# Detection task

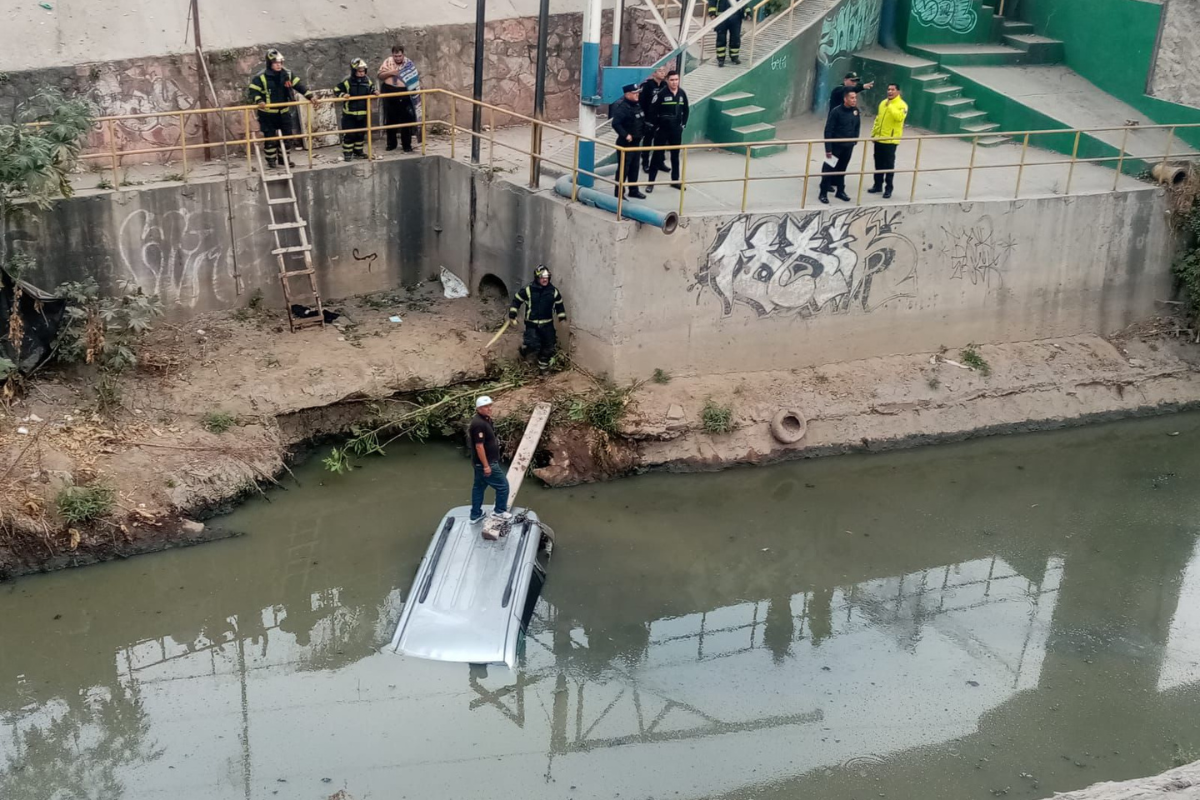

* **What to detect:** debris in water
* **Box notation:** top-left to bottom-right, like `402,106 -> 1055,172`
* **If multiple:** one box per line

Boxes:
39,2 -> 53,8
966,680 -> 980,687
1167,431 -> 1180,437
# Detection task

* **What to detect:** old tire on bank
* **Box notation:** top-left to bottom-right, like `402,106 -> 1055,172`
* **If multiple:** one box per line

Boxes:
770,409 -> 807,444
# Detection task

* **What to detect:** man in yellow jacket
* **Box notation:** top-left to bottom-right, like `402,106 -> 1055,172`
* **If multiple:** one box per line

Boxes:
869,83 -> 908,198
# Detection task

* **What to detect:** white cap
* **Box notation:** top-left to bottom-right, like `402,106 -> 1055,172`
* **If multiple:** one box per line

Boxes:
475,396 -> 494,409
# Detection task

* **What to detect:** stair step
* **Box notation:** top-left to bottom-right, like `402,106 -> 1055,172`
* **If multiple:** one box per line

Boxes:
281,268 -> 316,278
1001,20 -> 1034,34
977,135 -> 1012,148
267,195 -> 297,205
723,104 -> 766,118
951,109 -> 989,124
732,122 -> 776,135
926,85 -> 963,97
962,122 -> 1001,134
912,72 -> 952,85
268,221 -> 307,230
272,244 -> 313,255
936,97 -> 976,109
1001,33 -> 1065,62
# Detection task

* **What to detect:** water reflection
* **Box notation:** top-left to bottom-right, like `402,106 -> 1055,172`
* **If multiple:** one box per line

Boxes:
2,414 -> 1199,800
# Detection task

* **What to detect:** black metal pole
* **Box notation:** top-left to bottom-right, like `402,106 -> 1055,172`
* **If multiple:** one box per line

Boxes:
471,0 -> 486,163
190,0 -> 214,160
533,0 -> 550,119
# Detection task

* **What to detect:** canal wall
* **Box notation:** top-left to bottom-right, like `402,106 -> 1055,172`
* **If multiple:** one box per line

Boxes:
3,156 -> 1178,381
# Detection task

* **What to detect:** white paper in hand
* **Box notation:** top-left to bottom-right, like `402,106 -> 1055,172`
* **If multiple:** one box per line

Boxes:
823,154 -> 839,168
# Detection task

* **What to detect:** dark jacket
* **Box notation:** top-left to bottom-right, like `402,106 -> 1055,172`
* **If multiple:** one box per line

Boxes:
509,281 -> 567,323
639,78 -> 665,125
707,0 -> 749,17
650,87 -> 690,130
335,75 -> 376,115
248,68 -> 309,113
611,98 -> 645,143
825,104 -> 861,151
829,81 -> 866,112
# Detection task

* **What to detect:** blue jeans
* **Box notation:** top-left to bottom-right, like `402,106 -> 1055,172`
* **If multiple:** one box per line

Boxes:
471,462 -> 510,519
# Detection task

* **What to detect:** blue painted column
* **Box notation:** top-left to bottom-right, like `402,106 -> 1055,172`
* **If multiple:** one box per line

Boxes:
577,0 -> 603,188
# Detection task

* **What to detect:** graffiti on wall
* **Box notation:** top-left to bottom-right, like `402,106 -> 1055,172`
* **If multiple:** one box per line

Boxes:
819,0 -> 884,64
693,209 -> 917,318
118,208 -> 233,308
911,0 -> 978,33
941,216 -> 1014,287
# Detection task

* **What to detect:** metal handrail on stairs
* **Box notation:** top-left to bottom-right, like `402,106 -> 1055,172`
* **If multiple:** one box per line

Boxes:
746,0 -> 807,65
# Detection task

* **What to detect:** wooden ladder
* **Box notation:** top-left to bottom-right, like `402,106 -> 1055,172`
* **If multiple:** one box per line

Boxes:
254,143 -> 325,332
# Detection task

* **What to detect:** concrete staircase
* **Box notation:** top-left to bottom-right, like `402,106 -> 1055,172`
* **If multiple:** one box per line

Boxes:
707,91 -> 788,157
855,5 -> 1067,148
857,48 -> 1011,147
541,0 -> 836,173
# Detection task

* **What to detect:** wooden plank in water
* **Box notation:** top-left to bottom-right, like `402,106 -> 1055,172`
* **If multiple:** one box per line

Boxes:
505,401 -> 552,509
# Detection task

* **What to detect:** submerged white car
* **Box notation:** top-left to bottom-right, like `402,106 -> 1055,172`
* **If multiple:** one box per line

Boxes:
387,506 -> 553,668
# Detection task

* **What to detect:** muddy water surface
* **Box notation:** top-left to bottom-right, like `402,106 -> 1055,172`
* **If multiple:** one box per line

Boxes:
3,414 -> 1200,800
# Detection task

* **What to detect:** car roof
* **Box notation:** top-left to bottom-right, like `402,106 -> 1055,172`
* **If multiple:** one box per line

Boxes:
388,505 -> 542,667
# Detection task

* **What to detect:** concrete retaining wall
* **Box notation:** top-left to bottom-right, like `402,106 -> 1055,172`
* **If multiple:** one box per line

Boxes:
602,190 -> 1175,379
2,156 -> 1176,381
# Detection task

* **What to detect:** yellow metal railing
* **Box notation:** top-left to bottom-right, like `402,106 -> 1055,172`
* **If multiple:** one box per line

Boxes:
72,87 -> 1199,221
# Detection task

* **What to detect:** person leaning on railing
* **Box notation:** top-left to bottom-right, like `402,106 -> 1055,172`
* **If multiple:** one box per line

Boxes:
335,59 -> 378,162
247,49 -> 314,169
868,83 -> 907,199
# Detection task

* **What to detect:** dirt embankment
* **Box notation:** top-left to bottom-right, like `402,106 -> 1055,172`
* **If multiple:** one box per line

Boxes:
2,288 -> 1199,580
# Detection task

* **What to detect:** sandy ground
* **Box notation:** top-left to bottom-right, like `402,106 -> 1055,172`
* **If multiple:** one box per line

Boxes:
2,290 -> 1199,579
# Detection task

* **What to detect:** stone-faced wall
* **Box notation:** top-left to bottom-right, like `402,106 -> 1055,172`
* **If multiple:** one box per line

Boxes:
1149,0 -> 1200,110
0,8 -> 671,163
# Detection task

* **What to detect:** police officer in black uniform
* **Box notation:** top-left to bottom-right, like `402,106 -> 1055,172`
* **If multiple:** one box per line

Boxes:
611,83 -> 647,199
820,88 -> 861,204
638,68 -> 667,173
334,59 -> 377,161
707,0 -> 750,67
247,49 -> 313,168
508,266 -> 568,374
646,70 -> 689,191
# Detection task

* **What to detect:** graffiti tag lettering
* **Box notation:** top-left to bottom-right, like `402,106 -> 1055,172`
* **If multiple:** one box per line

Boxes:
942,216 -> 1014,287
819,0 -> 883,65
771,54 -> 788,71
911,0 -> 978,34
694,209 -> 917,318
118,208 -> 231,308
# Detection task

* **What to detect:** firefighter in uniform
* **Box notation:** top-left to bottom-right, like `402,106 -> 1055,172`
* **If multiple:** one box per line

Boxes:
247,49 -> 313,168
707,0 -> 750,67
508,266 -> 567,374
334,59 -> 377,161
646,70 -> 689,191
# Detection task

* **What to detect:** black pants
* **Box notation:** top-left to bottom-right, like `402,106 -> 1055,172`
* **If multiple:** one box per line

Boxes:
258,111 -> 294,163
521,321 -> 557,368
716,16 -> 743,62
616,141 -> 641,196
640,125 -> 657,171
341,113 -> 367,159
381,84 -> 417,151
649,125 -> 682,183
820,145 -> 854,194
873,142 -> 898,190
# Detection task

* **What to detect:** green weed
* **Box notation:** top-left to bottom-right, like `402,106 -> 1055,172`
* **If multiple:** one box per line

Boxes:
652,368 -> 671,385
202,411 -> 237,434
56,484 -> 116,524
701,399 -> 734,434
959,344 -> 991,376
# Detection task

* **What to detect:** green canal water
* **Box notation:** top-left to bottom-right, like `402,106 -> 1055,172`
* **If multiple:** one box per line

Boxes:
2,413 -> 1200,800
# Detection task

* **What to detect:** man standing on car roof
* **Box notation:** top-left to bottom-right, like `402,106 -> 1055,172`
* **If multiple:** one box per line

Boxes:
468,396 -> 511,524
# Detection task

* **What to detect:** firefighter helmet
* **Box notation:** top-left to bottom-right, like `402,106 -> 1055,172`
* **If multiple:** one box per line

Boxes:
350,58 -> 368,71
266,49 -> 284,64
535,265 -> 551,279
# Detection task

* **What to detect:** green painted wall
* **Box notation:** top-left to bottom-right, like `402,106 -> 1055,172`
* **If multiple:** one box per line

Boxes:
683,15 -> 825,145
904,0 -> 995,45
1018,0 -> 1200,147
